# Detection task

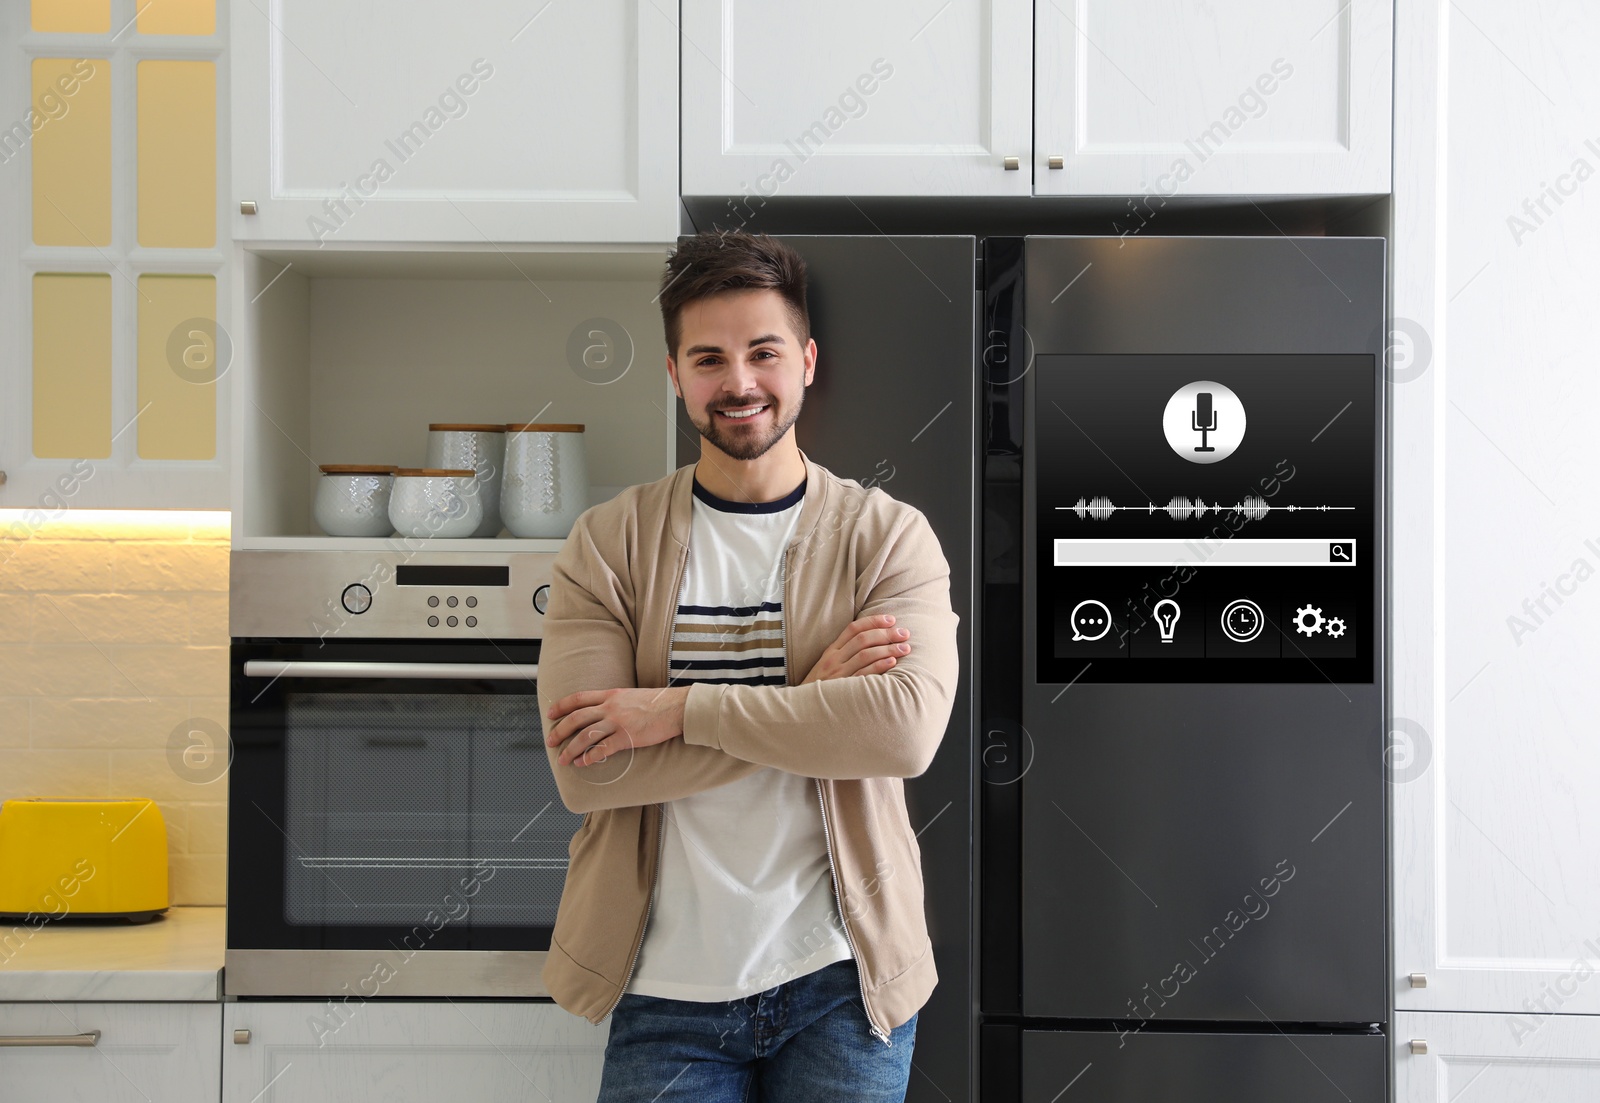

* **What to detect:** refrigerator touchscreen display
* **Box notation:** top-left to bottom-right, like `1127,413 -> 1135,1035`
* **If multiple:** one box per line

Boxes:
1036,353 -> 1376,684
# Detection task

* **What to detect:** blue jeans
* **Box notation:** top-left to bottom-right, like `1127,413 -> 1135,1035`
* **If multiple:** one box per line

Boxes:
595,958 -> 918,1102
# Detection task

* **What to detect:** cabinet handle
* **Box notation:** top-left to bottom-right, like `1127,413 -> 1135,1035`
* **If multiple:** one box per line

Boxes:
1408,972 -> 1428,988
234,1029 -> 252,1044
240,200 -> 258,215
1003,156 -> 1020,171
1048,156 -> 1064,169
1409,1039 -> 1428,1055
0,1030 -> 101,1047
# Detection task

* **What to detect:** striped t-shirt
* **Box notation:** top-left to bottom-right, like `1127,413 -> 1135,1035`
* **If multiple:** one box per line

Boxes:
624,473 -> 854,1000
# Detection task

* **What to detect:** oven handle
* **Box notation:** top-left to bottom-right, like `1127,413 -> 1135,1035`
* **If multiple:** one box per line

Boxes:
242,661 -> 538,681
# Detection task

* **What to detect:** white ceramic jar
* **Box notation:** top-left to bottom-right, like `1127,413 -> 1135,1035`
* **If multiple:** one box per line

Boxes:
425,423 -> 506,537
314,465 -> 397,537
388,469 -> 483,539
501,423 -> 588,538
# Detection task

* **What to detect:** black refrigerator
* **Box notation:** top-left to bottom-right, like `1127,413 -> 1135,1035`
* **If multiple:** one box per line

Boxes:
981,236 -> 1389,1101
670,231 -> 1388,1102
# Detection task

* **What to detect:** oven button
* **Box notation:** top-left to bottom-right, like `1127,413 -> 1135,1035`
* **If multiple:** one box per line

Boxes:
341,583 -> 372,615
466,596 -> 478,608
446,615 -> 459,627
465,615 -> 477,628
446,596 -> 459,608
427,596 -> 439,608
427,615 -> 439,627
533,585 -> 550,615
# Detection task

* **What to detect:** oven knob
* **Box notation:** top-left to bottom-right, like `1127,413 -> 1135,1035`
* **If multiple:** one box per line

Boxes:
341,583 -> 372,615
533,584 -> 550,615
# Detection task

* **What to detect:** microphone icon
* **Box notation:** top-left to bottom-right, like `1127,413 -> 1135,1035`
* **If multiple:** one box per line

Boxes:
1191,391 -> 1217,452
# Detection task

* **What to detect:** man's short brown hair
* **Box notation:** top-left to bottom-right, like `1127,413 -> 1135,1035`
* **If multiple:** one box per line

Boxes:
658,231 -> 810,360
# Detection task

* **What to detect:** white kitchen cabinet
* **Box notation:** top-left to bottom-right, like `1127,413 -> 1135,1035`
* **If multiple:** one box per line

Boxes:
223,1001 -> 608,1103
229,0 -> 678,244
0,1002 -> 221,1102
0,5 -> 230,510
681,0 -> 1033,198
1391,0 -> 1600,1015
1395,1011 -> 1600,1101
683,0 -> 1390,200
1036,0 -> 1393,196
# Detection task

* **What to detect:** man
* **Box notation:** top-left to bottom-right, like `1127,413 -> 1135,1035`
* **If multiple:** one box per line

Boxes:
538,230 -> 960,1101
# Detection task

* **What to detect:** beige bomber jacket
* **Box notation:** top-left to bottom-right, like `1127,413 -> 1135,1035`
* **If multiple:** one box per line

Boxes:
535,449 -> 961,1041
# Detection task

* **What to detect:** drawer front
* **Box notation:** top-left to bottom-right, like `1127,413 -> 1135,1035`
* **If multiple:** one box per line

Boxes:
0,1002 -> 221,1103
224,1001 -> 607,1103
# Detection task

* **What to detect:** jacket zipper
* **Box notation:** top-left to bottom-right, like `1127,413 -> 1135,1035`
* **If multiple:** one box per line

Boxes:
815,778 -> 892,1046
603,802 -> 666,1021
787,546 -> 893,1047
599,544 -> 688,1023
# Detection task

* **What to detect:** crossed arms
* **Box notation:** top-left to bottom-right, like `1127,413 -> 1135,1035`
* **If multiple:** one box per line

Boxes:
537,505 -> 960,814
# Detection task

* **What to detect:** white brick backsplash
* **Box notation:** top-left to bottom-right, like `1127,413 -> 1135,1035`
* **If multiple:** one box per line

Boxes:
0,527 -> 231,904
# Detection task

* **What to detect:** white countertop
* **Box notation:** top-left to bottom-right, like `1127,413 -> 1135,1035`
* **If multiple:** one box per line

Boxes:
0,906 -> 224,1002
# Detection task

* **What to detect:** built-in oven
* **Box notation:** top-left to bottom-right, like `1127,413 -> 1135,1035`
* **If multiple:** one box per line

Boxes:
225,551 -> 577,998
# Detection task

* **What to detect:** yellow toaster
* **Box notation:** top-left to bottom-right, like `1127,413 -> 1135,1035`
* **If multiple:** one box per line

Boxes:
0,798 -> 169,921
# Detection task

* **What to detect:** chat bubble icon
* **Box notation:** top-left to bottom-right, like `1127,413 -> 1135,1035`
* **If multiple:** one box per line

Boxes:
1069,599 -> 1113,642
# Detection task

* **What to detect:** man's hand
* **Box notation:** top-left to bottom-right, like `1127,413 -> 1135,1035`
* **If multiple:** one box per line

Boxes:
545,686 -> 691,767
801,614 -> 912,685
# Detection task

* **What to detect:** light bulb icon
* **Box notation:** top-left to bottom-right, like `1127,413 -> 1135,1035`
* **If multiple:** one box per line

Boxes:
1154,599 -> 1181,643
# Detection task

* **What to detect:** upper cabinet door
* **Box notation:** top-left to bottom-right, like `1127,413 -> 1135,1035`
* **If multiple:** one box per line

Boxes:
230,0 -> 678,243
681,0 -> 1033,198
1035,0 -> 1392,195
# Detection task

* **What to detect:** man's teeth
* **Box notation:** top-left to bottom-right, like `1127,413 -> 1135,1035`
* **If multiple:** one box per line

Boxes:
720,405 -> 768,419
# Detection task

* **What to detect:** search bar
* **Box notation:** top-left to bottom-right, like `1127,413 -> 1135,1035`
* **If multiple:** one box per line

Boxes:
1054,538 -> 1357,568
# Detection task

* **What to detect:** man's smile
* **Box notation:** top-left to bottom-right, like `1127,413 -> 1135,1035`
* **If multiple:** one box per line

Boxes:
716,403 -> 770,421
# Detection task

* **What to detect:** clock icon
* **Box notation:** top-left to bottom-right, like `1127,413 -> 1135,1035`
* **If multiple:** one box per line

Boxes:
1221,598 -> 1264,643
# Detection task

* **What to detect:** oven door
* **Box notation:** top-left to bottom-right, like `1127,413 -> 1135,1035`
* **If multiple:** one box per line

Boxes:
226,639 -> 579,998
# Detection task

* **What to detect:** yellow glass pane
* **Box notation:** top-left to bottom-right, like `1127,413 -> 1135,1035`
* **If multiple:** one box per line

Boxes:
137,275 -> 218,460
138,0 -> 215,35
33,274 -> 112,459
137,60 -> 215,248
31,0 -> 110,33
32,58 -> 111,247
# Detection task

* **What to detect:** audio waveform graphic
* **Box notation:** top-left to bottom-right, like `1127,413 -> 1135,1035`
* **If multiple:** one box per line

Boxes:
1058,496 -> 1356,521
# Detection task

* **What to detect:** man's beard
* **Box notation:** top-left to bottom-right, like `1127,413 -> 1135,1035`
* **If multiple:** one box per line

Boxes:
697,392 -> 803,461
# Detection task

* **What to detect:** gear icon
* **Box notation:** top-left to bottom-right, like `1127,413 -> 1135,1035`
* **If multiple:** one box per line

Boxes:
1295,604 -> 1324,636
1325,616 -> 1347,639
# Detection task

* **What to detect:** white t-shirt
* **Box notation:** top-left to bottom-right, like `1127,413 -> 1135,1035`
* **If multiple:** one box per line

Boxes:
624,474 -> 855,1000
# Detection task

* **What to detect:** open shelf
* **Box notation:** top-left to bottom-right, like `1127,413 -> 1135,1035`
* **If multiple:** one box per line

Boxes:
230,243 -> 679,550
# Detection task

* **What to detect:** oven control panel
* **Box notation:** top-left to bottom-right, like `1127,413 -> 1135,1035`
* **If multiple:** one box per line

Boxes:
231,551 -> 558,640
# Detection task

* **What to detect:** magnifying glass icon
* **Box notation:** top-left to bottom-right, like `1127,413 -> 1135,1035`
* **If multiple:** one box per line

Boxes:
1331,542 -> 1353,562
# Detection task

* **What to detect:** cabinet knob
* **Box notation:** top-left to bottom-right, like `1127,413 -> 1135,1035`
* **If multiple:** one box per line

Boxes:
240,200 -> 258,215
1409,1039 -> 1428,1055
1408,972 -> 1428,988
1048,156 -> 1064,169
1003,156 -> 1020,171
234,1029 -> 252,1044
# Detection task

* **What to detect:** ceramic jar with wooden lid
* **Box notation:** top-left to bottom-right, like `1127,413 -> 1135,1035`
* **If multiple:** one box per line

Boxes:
314,464 -> 397,537
501,423 -> 587,538
388,469 -> 482,539
425,424 -> 506,537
